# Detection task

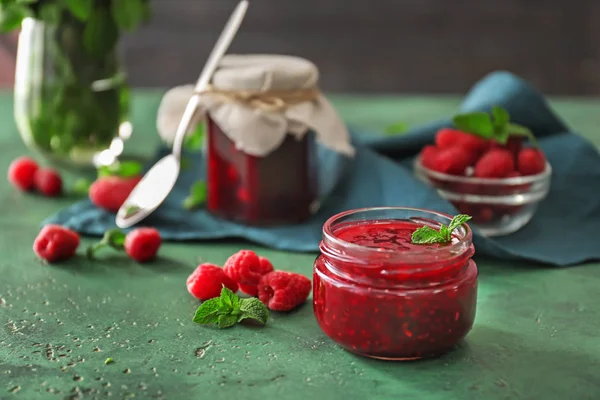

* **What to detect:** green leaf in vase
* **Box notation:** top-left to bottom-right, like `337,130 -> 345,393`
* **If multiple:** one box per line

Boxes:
64,0 -> 93,21
111,0 -> 147,31
83,5 -> 118,58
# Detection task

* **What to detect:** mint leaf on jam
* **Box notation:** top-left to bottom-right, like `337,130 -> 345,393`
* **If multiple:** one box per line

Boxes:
193,287 -> 269,329
411,214 -> 472,245
98,161 -> 143,178
453,106 -> 537,146
86,228 -> 126,259
183,180 -> 207,210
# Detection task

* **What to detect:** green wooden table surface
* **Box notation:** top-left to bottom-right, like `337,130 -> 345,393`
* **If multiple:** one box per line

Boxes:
1,91 -> 600,400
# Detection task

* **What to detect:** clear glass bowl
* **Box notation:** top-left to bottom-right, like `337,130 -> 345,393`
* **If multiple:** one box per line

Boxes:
414,158 -> 552,236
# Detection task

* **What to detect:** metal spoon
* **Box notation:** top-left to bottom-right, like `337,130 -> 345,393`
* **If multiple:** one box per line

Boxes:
115,0 -> 249,229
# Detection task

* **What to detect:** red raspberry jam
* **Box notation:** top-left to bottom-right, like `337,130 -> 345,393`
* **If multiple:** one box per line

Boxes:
206,116 -> 317,225
313,207 -> 478,360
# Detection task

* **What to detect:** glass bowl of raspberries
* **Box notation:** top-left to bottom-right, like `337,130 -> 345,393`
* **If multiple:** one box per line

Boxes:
414,128 -> 551,237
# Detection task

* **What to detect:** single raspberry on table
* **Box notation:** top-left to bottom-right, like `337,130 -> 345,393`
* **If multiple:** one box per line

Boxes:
89,176 -> 141,213
8,156 -> 38,191
435,128 -> 489,156
33,224 -> 80,263
258,271 -> 312,312
224,250 -> 274,286
34,168 -> 62,197
187,263 -> 239,301
236,257 -> 274,297
517,148 -> 546,176
474,149 -> 515,178
428,146 -> 473,175
124,227 -> 161,263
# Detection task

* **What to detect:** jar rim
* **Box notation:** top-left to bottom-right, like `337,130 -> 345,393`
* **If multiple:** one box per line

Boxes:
321,207 -> 473,263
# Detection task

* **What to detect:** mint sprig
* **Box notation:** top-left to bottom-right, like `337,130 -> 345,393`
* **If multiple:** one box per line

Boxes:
183,180 -> 207,210
184,123 -> 206,151
193,287 -> 269,329
86,228 -> 126,259
411,214 -> 472,245
384,122 -> 409,136
453,106 -> 537,146
98,161 -> 143,179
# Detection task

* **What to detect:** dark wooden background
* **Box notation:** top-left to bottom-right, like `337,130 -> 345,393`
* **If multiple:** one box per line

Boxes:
1,0 -> 599,94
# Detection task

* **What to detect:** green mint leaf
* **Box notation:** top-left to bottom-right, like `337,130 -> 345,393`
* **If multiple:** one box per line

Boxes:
452,112 -> 495,139
439,225 -> 450,242
98,161 -> 143,178
72,178 -> 92,196
412,214 -> 472,245
84,6 -> 118,58
111,0 -> 147,31
183,181 -> 207,211
217,314 -> 238,329
124,205 -> 141,219
384,122 -> 409,136
447,214 -> 472,233
184,123 -> 206,150
180,157 -> 192,171
491,106 -> 510,130
192,298 -> 222,325
219,286 -> 239,313
239,298 -> 269,325
86,228 -> 126,259
64,0 -> 93,20
410,226 -> 445,244
105,357 -> 114,364
0,3 -> 29,32
506,123 -> 538,147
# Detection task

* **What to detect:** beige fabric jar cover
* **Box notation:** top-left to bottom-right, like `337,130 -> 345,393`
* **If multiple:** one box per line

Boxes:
156,54 -> 355,157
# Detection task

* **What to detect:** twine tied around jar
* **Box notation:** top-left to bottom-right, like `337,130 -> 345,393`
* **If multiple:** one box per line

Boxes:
198,85 -> 321,112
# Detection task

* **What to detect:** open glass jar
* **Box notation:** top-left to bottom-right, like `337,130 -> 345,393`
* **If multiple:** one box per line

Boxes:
156,54 -> 355,226
313,207 -> 478,360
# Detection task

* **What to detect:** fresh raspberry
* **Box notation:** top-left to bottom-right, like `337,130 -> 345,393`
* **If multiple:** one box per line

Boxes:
517,148 -> 546,176
435,128 -> 489,156
89,176 -> 141,213
472,206 -> 494,223
236,257 -> 274,296
238,284 -> 258,297
474,149 -> 515,178
34,168 -> 62,197
419,145 -> 439,170
187,263 -> 239,301
491,136 -> 523,159
428,146 -> 472,175
33,225 -> 80,263
8,156 -> 38,191
223,250 -> 274,286
258,271 -> 312,312
124,227 -> 161,263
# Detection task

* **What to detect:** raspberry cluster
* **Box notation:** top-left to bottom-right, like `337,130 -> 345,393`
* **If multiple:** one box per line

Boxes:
8,157 -> 62,196
187,250 -> 311,312
420,128 -> 547,223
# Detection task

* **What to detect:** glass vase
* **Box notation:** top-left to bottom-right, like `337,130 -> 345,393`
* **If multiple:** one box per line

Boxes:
14,13 -> 131,169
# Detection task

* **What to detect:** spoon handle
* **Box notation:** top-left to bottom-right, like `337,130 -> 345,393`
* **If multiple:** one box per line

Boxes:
172,0 -> 249,158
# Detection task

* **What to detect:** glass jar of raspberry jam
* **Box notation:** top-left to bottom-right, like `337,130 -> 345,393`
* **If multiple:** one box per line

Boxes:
313,207 -> 478,360
206,116 -> 317,225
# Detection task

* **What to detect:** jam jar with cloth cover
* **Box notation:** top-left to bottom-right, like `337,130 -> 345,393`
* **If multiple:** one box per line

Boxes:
156,54 -> 355,225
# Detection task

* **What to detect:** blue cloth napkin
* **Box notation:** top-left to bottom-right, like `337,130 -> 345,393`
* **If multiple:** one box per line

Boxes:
44,71 -> 600,266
